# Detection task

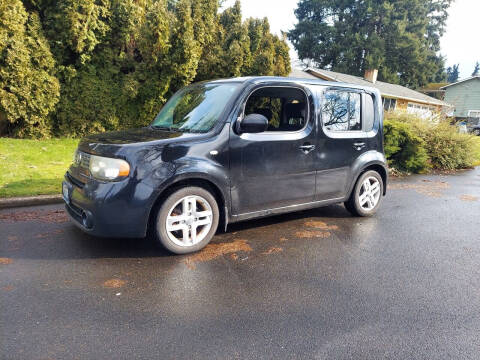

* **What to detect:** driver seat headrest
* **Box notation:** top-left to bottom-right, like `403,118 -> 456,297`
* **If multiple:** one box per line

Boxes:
285,103 -> 305,120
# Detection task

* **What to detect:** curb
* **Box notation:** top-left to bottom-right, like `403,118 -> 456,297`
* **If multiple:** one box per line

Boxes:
0,195 -> 64,209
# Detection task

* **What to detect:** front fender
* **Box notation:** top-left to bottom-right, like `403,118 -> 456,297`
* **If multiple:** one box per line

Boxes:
142,154 -> 231,218
158,160 -> 230,202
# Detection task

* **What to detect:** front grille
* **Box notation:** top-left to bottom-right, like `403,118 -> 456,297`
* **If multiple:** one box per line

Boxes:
66,171 -> 85,188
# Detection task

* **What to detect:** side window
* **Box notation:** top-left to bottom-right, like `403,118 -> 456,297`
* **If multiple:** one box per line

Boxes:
245,97 -> 282,129
364,93 -> 375,132
244,87 -> 308,132
322,90 -> 361,132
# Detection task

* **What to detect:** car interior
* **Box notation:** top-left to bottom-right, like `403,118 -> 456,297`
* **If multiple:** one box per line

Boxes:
244,87 -> 308,132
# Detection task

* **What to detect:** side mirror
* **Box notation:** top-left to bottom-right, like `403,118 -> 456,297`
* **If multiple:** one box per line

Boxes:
238,114 -> 269,134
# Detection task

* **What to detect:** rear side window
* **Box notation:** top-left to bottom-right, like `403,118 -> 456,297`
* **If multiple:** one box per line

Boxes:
364,94 -> 375,132
322,90 -> 361,132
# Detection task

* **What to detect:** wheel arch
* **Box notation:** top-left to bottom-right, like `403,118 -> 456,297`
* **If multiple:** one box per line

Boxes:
147,176 -> 228,237
347,151 -> 388,199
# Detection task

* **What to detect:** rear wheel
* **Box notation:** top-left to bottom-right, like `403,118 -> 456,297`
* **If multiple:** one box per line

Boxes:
155,186 -> 219,254
345,170 -> 383,217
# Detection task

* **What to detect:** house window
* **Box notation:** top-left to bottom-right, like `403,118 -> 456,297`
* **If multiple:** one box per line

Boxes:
383,98 -> 396,111
407,103 -> 435,119
322,90 -> 361,132
468,110 -> 480,118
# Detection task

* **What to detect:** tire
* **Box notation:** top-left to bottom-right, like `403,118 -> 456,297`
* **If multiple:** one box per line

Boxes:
473,129 -> 480,136
154,186 -> 219,254
344,170 -> 384,217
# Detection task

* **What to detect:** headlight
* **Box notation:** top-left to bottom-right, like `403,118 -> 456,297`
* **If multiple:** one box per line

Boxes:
89,155 -> 130,181
73,149 -> 80,165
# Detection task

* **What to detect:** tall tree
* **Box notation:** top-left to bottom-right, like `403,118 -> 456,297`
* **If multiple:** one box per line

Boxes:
472,62 -> 480,77
2,0 -> 290,138
447,64 -> 459,83
0,0 -> 59,137
195,1 -> 290,81
288,0 -> 453,88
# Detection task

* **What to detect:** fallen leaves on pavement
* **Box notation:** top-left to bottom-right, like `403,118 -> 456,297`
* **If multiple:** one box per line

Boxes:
460,195 -> 478,202
295,230 -> 331,239
0,258 -> 13,265
185,239 -> 252,269
0,209 -> 68,223
262,247 -> 283,255
304,221 -> 339,231
103,279 -> 127,288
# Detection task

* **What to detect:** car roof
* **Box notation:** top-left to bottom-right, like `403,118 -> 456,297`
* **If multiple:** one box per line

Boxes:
207,76 -> 380,95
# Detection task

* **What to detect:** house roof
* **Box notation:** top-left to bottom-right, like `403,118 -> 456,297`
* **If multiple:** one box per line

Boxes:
290,68 -> 449,107
440,76 -> 480,89
288,68 -> 321,80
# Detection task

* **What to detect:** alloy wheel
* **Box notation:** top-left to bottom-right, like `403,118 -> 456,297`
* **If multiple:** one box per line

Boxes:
165,195 -> 213,247
358,176 -> 381,211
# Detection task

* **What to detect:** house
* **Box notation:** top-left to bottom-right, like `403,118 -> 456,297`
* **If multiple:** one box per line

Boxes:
440,76 -> 480,120
289,68 -> 451,118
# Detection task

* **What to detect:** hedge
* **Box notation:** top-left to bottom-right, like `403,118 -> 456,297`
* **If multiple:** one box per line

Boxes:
384,111 -> 478,173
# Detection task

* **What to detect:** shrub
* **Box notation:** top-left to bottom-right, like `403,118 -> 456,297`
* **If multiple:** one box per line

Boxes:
384,111 -> 478,172
422,121 -> 477,170
383,118 -> 429,173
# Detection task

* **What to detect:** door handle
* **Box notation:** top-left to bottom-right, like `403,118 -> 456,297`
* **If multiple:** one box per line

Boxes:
353,142 -> 366,150
299,144 -> 316,154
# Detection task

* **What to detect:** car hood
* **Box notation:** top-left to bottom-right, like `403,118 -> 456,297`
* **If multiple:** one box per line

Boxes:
78,127 -> 206,157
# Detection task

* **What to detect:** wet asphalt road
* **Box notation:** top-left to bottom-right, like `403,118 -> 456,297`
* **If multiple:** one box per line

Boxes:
1,168 -> 480,360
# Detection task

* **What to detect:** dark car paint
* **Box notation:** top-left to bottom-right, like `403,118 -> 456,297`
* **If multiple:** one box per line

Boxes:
63,76 -> 387,238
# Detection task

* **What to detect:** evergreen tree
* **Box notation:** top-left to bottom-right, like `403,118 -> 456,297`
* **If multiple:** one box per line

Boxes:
472,62 -> 480,77
0,0 -> 60,137
447,64 -> 459,83
288,0 -> 453,88
1,0 -> 291,138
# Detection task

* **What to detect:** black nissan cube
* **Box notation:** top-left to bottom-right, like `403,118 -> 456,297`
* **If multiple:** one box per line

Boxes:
63,77 -> 387,254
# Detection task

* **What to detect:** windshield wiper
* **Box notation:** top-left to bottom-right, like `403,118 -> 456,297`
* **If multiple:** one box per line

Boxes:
151,125 -> 178,132
151,125 -> 205,133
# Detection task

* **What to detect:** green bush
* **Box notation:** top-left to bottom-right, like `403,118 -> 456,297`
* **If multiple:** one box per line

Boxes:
384,118 -> 429,173
422,121 -> 476,170
384,111 -> 478,172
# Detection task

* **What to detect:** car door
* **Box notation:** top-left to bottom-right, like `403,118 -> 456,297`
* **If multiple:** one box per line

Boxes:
314,86 -> 373,201
229,85 -> 317,215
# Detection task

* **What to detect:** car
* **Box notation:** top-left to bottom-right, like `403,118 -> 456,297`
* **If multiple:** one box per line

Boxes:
469,118 -> 480,135
63,77 -> 388,254
457,121 -> 468,134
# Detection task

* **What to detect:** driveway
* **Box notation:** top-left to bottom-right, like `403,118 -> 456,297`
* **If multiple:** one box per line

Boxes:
1,168 -> 479,359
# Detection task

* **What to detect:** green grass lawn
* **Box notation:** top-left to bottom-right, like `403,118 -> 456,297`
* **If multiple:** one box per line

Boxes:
0,134 -> 479,199
0,138 -> 78,198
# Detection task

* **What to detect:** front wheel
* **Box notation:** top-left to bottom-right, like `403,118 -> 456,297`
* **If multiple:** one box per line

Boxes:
345,170 -> 384,217
473,129 -> 480,136
154,186 -> 219,254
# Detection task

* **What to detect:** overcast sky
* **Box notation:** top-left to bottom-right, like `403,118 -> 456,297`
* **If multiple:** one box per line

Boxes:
223,0 -> 479,80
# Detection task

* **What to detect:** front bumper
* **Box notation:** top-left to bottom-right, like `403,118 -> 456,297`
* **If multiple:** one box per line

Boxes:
62,172 -> 157,238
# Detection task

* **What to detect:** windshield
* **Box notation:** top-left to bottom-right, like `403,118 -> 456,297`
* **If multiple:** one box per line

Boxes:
152,83 -> 240,133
